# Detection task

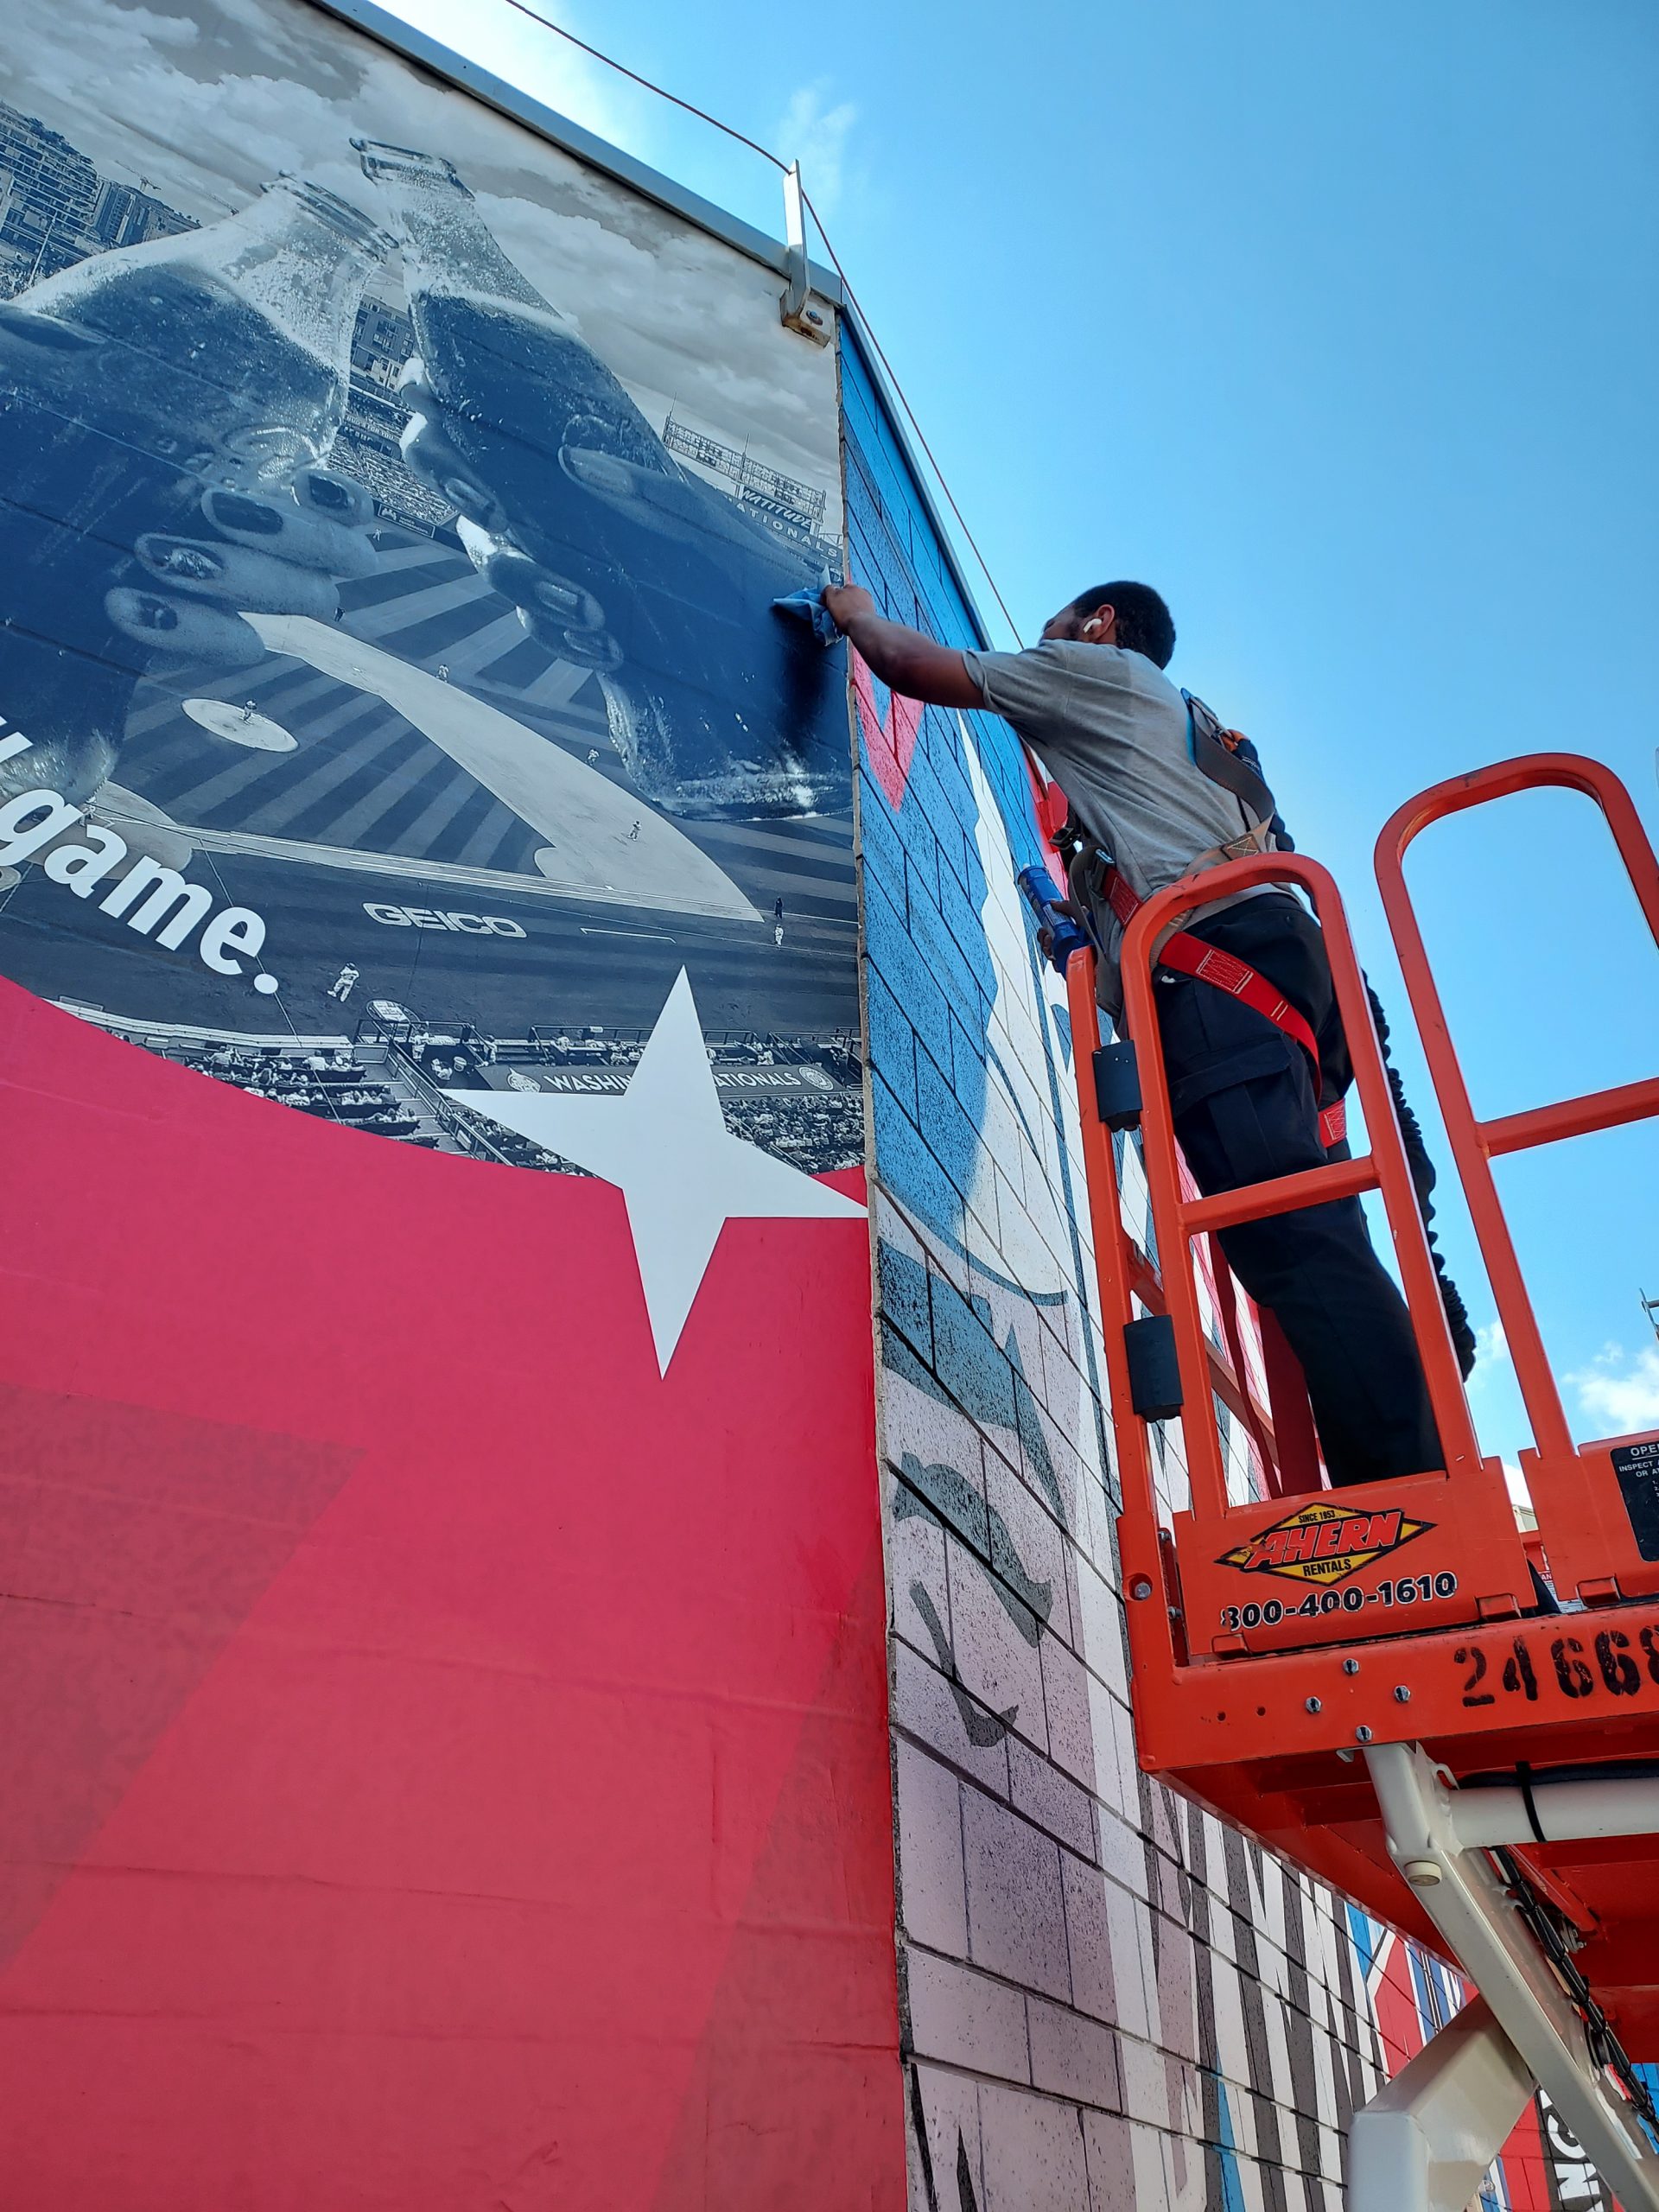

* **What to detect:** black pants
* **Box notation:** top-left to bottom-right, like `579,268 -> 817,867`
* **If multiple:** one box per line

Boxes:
1151,893 -> 1443,1487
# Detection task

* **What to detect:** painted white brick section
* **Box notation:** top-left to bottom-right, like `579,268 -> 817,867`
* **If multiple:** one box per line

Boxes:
962,1785 -> 1071,2004
906,1949 -> 1031,2082
977,2083 -> 1092,2212
895,1739 -> 969,1958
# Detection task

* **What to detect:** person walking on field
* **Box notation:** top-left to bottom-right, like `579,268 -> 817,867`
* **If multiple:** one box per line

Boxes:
821,575 -> 1448,1491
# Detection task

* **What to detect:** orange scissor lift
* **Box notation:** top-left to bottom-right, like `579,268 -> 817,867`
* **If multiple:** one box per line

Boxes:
1059,755 -> 1659,2211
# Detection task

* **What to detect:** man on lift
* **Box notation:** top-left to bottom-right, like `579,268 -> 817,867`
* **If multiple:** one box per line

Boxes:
823,575 -> 1452,1490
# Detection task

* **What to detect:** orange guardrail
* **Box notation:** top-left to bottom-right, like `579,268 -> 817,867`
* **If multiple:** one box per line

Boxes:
1056,757 -> 1659,2028
1114,849 -> 1528,1664
1376,753 -> 1659,1605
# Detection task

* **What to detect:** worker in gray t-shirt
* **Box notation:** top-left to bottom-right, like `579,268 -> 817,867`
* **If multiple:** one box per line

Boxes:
964,625 -> 1275,1024
821,575 -> 1442,1491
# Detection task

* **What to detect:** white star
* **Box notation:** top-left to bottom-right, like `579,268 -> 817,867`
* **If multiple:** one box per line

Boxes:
448,970 -> 866,1370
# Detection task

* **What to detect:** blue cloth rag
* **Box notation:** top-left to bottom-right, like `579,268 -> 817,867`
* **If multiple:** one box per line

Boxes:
771,583 -> 840,649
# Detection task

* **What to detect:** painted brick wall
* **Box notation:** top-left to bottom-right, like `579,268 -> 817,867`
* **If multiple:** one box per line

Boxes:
841,328 -> 1463,2212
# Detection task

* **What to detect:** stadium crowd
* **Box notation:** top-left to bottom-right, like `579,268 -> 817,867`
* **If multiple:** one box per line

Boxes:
111,1016 -> 865,1177
137,1037 -> 441,1146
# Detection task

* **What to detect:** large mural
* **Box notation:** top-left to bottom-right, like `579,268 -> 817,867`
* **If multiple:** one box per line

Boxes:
0,4 -> 897,2206
0,0 -> 860,1171
843,327 -> 1604,2212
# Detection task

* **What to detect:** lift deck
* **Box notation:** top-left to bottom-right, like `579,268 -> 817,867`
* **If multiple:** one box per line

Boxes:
1059,755 -> 1659,2210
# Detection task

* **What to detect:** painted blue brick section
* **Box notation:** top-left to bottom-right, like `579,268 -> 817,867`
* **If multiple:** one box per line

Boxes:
855,767 -> 908,904
925,1274 -> 1019,1437
870,1077 -> 961,1252
866,968 -> 917,1120
864,871 -> 955,1093
913,1051 -> 979,1210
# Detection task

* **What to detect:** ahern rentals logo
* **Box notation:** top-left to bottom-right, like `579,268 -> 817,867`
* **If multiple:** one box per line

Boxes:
1219,1500 -> 1431,1586
0,721 -> 276,993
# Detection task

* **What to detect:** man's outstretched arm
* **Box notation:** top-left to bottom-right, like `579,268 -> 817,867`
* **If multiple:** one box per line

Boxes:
821,583 -> 982,710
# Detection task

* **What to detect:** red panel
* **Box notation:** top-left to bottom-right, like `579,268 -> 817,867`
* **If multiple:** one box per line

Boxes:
0,984 -> 901,2210
851,648 -> 923,810
1499,2097 -> 1559,2212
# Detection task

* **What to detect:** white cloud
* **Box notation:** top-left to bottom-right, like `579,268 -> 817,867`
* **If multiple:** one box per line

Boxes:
1566,1342 -> 1659,1435
1467,1317 -> 1510,1392
1500,1458 -> 1532,1512
773,82 -> 857,215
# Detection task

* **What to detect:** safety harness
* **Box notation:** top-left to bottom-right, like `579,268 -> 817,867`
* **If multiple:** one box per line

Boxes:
1053,691 -> 1348,1150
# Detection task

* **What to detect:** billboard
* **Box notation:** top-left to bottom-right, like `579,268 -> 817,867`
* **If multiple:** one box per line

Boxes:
0,0 -> 860,1174
0,4 -> 899,2206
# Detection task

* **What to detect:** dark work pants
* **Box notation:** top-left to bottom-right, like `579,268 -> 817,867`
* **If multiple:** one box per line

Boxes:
1150,893 -> 1443,1488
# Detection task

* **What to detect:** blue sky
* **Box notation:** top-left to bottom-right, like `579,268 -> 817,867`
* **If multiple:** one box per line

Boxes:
374,0 -> 1659,1472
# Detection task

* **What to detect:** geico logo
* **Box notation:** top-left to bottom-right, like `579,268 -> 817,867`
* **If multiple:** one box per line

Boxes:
362,903 -> 527,938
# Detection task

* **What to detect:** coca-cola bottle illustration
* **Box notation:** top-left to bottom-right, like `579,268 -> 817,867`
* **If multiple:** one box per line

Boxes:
0,177 -> 392,802
354,139 -> 843,820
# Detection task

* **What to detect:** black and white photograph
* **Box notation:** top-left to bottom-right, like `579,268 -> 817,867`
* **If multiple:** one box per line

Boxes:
0,0 -> 863,1175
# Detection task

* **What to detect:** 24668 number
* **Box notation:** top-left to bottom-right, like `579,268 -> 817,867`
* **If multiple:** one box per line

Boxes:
1458,1624 -> 1659,1707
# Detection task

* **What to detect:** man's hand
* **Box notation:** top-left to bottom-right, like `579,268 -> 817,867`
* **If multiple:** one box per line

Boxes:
0,457 -> 384,810
819,583 -> 982,711
821,582 -> 875,633
1036,895 -> 1087,964
108,468 -> 381,672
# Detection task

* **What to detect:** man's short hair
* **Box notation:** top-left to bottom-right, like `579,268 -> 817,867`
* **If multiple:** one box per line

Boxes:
1069,581 -> 1176,669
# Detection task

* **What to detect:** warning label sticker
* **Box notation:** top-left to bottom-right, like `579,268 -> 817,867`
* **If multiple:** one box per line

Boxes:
1612,1438 -> 1659,1562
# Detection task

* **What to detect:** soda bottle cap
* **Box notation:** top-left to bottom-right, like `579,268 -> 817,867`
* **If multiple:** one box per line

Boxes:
260,175 -> 397,263
350,138 -> 473,198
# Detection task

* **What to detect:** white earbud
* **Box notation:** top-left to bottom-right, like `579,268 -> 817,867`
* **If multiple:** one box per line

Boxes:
1083,618 -> 1102,637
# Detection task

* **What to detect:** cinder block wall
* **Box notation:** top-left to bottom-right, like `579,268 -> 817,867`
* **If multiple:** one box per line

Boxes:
842,331 -> 1404,2212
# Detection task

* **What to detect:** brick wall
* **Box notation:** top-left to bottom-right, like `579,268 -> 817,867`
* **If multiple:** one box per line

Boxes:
842,329 -> 1408,2212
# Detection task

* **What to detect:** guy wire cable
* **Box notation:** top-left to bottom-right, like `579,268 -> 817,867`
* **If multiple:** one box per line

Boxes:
494,0 -> 1025,645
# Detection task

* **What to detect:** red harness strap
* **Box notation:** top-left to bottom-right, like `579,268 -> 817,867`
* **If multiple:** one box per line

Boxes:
1096,863 -> 1348,1151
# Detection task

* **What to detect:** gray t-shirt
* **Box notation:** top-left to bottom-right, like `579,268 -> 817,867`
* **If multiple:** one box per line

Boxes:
963,639 -> 1274,1016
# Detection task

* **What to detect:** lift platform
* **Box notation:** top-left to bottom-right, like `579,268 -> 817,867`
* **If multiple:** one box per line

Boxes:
1059,754 -> 1659,2209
